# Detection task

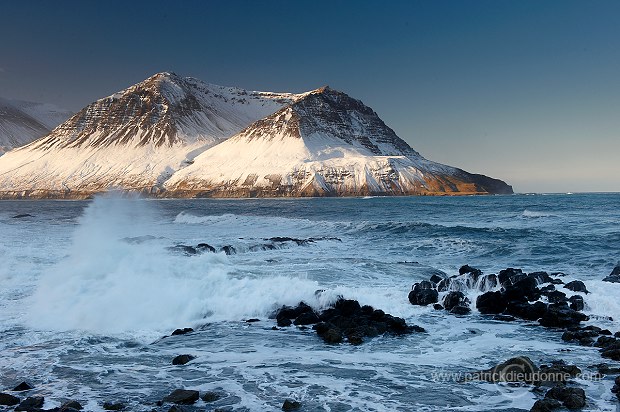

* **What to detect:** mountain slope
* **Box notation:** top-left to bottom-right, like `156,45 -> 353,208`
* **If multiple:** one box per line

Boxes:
0,98 -> 72,154
164,87 -> 513,197
0,73 -> 302,197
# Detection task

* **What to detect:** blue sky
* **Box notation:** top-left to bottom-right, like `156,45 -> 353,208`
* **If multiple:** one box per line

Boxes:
1,0 -> 618,192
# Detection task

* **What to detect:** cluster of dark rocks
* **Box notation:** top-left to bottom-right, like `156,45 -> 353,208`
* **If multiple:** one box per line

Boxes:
0,382 -> 84,412
271,298 -> 425,345
603,264 -> 620,284
409,265 -> 591,329
167,236 -> 342,256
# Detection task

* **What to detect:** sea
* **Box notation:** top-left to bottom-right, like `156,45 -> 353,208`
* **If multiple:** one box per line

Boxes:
0,193 -> 619,411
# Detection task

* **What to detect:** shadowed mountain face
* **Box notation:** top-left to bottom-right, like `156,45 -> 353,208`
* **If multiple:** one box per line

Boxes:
0,73 -> 512,198
0,98 -> 72,154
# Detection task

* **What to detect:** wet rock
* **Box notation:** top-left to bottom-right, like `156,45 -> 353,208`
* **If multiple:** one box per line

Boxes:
563,281 -> 588,294
540,284 -> 556,295
171,328 -> 193,336
479,274 -> 498,289
201,391 -> 222,402
162,389 -> 199,405
612,376 -> 620,399
245,318 -> 260,323
561,329 -> 598,346
568,295 -> 584,311
168,245 -> 197,255
196,243 -> 216,253
172,354 -> 195,365
60,401 -> 83,411
459,265 -> 483,278
282,399 -> 301,411
591,363 -> 620,375
277,317 -> 292,327
294,311 -> 320,325
600,341 -> 620,361
450,305 -> 471,315
546,290 -> 567,304
168,406 -> 185,412
408,281 -> 438,305
433,303 -> 444,310
530,398 -> 562,412
11,214 -> 33,219
103,402 -> 125,411
498,268 -> 525,287
504,276 -> 540,302
472,356 -> 538,383
476,291 -> 507,314
545,385 -> 586,409
603,264 -> 620,283
12,382 -> 33,392
436,277 -> 452,292
537,362 -> 581,385
220,245 -> 236,255
506,301 -> 548,321
539,303 -> 588,328
594,336 -> 617,348
443,291 -> 468,311
429,274 -> 445,284
0,393 -> 20,406
529,271 -> 554,285
16,396 -> 44,411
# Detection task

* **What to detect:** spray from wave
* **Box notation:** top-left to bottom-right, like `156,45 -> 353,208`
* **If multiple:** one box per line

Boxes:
26,195 -> 323,334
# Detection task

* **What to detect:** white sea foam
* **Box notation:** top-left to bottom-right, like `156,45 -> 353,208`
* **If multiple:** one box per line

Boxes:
25,195 -> 323,334
522,209 -> 557,218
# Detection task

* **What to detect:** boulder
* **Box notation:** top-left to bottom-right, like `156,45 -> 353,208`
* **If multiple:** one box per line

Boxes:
600,341 -> 620,361
60,401 -> 83,411
603,264 -> 620,283
506,301 -> 548,321
162,389 -> 199,405
12,382 -> 33,392
443,291 -> 468,311
171,328 -> 194,336
476,291 -> 507,314
529,271 -> 554,285
15,396 -> 44,411
293,311 -> 320,325
568,295 -> 584,311
0,393 -> 20,406
539,303 -> 588,328
564,281 -> 589,294
498,268 -> 525,287
504,276 -> 540,302
103,402 -> 125,410
450,305 -> 472,315
472,356 -> 538,383
196,243 -> 216,253
545,386 -> 586,409
408,281 -> 438,306
282,399 -> 301,411
530,398 -> 562,412
220,245 -> 236,255
172,354 -> 195,365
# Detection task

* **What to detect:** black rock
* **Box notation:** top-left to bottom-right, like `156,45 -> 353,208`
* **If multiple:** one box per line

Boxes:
506,301 -> 548,321
12,382 -> 33,392
530,398 -> 561,412
282,399 -> 301,411
171,328 -> 193,336
564,281 -> 589,294
11,214 -> 33,219
479,274 -> 499,290
476,291 -> 507,314
538,363 -> 581,385
600,341 -> 620,361
603,265 -> 620,283
334,299 -> 361,316
436,277 -> 452,292
196,243 -> 216,253
545,386 -> 586,409
408,281 -> 438,306
220,245 -> 236,255
443,291 -> 468,311
245,318 -> 260,323
103,402 -> 125,411
168,245 -> 197,255
504,276 -> 540,302
277,317 -> 292,327
162,389 -> 200,405
540,284 -> 556,294
172,354 -> 195,365
498,268 -> 525,287
568,295 -> 584,311
547,290 -> 567,304
562,329 -> 598,346
459,265 -> 483,278
201,392 -> 221,402
539,304 -> 588,328
433,304 -> 444,310
294,311 -> 320,325
429,274 -> 445,284
450,305 -> 471,315
0,393 -> 20,406
493,314 -> 516,322
528,271 -> 554,285
60,401 -> 83,411
472,356 -> 538,383
16,396 -> 44,411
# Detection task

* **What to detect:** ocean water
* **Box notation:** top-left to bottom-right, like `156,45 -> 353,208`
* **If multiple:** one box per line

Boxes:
0,193 -> 619,411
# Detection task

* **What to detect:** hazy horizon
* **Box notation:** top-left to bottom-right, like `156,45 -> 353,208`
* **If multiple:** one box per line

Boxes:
1,0 -> 618,193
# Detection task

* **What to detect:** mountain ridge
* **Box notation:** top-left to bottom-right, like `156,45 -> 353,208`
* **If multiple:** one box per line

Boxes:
0,72 -> 512,198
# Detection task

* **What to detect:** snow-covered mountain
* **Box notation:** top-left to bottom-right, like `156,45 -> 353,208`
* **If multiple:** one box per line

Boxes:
0,98 -> 72,154
164,86 -> 513,196
0,73 -> 512,198
0,72 -> 303,197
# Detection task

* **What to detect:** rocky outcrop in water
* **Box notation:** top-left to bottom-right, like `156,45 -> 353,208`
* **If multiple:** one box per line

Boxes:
272,298 -> 425,345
